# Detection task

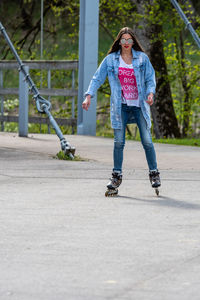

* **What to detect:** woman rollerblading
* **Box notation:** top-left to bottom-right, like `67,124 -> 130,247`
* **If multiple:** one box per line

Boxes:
82,27 -> 161,196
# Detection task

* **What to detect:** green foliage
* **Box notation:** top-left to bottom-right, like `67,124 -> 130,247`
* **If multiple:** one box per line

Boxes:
4,98 -> 19,112
153,138 -> 200,147
163,37 -> 200,135
1,0 -> 200,138
55,151 -> 86,161
3,122 -> 18,132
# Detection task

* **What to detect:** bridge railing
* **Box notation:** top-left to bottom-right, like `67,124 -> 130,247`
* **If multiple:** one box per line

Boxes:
0,60 -> 78,135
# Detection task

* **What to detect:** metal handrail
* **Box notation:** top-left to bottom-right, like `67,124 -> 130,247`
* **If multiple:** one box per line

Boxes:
170,0 -> 200,49
0,22 -> 75,158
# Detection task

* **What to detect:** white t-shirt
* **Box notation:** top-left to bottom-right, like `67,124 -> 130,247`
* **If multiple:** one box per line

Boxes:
118,55 -> 140,107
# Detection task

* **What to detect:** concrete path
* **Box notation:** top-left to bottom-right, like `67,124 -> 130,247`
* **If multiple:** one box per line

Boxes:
0,132 -> 200,300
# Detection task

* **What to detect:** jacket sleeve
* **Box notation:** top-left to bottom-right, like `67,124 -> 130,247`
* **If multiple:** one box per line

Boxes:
84,56 -> 108,98
144,56 -> 156,96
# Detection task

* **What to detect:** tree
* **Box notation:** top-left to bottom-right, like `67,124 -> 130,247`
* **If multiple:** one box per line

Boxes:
190,0 -> 200,16
165,0 -> 200,136
1,0 -> 199,137
131,0 -> 181,138
0,0 -> 80,60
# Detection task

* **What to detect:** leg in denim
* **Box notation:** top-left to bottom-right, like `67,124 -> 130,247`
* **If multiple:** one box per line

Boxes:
133,107 -> 157,171
113,105 -> 129,173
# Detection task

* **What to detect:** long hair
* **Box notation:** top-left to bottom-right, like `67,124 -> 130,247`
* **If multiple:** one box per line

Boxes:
107,27 -> 144,54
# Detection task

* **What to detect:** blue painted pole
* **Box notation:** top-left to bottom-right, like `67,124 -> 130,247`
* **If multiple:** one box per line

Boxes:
77,0 -> 99,135
41,0 -> 44,59
0,70 -> 4,131
19,66 -> 29,137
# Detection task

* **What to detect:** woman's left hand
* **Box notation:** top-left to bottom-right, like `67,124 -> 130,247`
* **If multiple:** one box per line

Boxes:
146,93 -> 154,106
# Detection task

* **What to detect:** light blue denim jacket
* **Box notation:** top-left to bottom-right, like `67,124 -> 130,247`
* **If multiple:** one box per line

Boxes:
85,49 -> 156,129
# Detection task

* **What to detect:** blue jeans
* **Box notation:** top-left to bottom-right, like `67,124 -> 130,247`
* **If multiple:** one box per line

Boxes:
113,104 -> 157,173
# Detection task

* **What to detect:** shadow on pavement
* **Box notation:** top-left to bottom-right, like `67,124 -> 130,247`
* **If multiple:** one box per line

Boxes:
117,195 -> 200,210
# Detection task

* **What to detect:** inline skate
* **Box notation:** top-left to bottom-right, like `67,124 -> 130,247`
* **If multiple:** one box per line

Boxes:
105,171 -> 122,197
149,170 -> 161,196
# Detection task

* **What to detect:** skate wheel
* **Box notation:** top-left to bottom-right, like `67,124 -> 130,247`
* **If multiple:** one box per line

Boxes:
155,188 -> 159,196
105,190 -> 109,197
105,189 -> 118,197
114,189 -> 118,196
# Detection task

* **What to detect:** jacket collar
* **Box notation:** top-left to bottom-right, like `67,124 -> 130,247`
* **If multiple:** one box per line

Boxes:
115,48 -> 140,59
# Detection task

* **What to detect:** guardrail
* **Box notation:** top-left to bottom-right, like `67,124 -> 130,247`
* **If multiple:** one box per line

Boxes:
0,60 -> 78,134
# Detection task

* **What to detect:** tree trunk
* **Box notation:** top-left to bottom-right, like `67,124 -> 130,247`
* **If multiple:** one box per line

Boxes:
149,29 -> 181,138
131,0 -> 181,138
190,0 -> 200,16
179,31 -> 191,136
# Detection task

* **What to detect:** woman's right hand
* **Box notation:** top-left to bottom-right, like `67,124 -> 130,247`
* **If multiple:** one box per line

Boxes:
82,95 -> 91,111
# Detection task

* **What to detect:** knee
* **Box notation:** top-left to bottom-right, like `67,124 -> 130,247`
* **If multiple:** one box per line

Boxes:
114,140 -> 125,150
142,140 -> 154,151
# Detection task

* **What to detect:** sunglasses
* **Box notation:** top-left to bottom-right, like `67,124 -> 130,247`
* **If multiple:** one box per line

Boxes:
120,38 -> 133,44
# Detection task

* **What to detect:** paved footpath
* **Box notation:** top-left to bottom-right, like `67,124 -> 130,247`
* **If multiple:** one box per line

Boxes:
0,132 -> 200,300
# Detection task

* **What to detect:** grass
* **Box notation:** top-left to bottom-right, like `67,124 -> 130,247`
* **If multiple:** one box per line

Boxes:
152,138 -> 200,147
55,151 -> 87,161
125,125 -> 200,147
96,127 -> 200,148
129,136 -> 200,147
96,120 -> 200,147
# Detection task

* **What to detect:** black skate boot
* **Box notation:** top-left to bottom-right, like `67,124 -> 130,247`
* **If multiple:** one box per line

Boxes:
149,170 -> 161,196
105,172 -> 122,197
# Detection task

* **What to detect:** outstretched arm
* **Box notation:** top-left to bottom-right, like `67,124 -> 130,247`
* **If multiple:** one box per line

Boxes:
82,95 -> 91,111
144,56 -> 156,106
82,56 -> 108,110
146,92 -> 154,106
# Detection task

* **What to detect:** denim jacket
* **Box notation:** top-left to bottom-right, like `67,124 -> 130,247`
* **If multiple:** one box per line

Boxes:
85,49 -> 156,129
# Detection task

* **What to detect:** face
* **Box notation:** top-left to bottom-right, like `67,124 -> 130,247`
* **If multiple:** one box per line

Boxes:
120,33 -> 133,50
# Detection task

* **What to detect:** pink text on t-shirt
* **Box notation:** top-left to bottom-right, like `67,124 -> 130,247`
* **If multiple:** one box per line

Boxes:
118,67 -> 138,101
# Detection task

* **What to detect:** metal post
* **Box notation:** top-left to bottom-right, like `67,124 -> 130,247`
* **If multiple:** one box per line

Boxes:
47,69 -> 51,133
72,69 -> 75,134
41,0 -> 44,59
77,0 -> 99,136
0,70 -> 4,131
170,0 -> 200,49
19,66 -> 29,137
